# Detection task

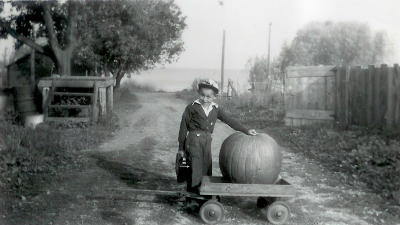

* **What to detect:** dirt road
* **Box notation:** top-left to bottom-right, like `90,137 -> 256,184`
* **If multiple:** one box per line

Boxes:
3,92 -> 399,225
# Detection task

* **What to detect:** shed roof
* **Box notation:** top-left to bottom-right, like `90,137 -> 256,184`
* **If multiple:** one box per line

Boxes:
7,37 -> 48,66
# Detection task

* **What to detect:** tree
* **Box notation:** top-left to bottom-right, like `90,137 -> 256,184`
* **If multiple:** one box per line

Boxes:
247,56 -> 268,91
0,1 -> 81,76
0,0 -> 186,85
277,21 -> 390,69
76,0 -> 186,88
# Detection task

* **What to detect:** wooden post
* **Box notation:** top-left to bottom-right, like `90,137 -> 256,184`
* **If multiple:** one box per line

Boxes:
366,65 -> 374,126
99,87 -> 107,119
106,85 -> 113,115
386,65 -> 395,128
394,64 -> 400,127
92,82 -> 98,123
344,66 -> 351,126
334,67 -> 340,124
359,67 -> 367,126
373,65 -> 381,127
220,30 -> 225,95
42,87 -> 50,120
349,66 -> 360,125
380,64 -> 388,126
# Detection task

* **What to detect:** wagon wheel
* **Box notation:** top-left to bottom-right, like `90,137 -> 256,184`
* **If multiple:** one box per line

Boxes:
256,197 -> 277,208
262,201 -> 290,225
199,200 -> 224,224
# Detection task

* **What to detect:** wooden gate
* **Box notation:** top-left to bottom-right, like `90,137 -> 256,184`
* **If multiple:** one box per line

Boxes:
284,66 -> 336,126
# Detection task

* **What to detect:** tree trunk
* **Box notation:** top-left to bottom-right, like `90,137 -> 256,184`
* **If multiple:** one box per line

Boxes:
57,53 -> 72,76
115,76 -> 122,89
43,2 -> 77,77
115,72 -> 125,89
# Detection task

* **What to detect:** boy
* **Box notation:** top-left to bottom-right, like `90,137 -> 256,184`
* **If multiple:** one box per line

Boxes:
178,79 -> 257,194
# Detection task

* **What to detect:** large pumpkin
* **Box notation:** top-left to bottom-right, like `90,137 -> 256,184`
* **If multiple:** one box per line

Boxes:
219,132 -> 282,184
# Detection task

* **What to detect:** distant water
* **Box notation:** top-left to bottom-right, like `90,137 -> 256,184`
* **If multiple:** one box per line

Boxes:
125,68 -> 250,92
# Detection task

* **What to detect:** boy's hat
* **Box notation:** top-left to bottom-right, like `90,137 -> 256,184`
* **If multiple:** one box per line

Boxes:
198,79 -> 219,94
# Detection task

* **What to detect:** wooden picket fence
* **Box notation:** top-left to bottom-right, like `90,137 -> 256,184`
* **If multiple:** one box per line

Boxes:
335,64 -> 400,128
284,65 -> 400,128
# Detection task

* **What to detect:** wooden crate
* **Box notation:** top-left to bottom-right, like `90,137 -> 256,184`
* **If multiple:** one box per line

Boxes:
38,76 -> 115,123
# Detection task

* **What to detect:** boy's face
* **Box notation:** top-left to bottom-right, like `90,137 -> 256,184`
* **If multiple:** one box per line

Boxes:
198,88 -> 216,104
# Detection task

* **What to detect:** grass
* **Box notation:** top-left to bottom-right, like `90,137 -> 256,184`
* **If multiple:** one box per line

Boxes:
0,85 -> 134,198
275,125 -> 400,208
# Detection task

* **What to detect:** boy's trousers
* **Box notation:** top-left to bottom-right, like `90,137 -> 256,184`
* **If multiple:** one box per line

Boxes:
185,130 -> 212,193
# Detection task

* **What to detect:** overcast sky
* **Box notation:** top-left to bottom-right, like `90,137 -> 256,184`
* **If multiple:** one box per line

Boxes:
167,0 -> 400,69
0,0 -> 399,70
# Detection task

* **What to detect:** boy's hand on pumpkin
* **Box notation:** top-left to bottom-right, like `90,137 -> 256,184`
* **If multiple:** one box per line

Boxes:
247,129 -> 257,136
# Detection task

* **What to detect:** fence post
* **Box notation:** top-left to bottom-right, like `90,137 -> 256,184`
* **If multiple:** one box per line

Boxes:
344,66 -> 351,126
367,65 -> 374,126
372,65 -> 381,127
394,64 -> 400,126
380,64 -> 389,126
92,82 -> 98,123
335,66 -> 340,123
386,65 -> 395,128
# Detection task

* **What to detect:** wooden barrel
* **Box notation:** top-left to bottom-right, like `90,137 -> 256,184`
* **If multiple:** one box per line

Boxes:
15,85 -> 37,117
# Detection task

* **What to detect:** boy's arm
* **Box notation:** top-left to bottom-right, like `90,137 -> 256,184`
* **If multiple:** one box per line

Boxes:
217,107 -> 249,134
178,105 -> 190,151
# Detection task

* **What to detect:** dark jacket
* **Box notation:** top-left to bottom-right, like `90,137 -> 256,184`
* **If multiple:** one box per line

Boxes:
178,101 -> 248,150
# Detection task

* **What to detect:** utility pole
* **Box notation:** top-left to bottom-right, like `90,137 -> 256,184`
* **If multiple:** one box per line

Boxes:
219,0 -> 225,96
30,30 -> 36,89
266,22 -> 272,79
220,29 -> 226,95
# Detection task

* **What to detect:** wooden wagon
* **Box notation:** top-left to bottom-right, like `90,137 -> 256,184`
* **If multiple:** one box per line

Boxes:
120,176 -> 296,224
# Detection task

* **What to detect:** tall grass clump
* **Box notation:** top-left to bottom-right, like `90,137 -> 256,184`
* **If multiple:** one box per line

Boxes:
0,116 -> 118,198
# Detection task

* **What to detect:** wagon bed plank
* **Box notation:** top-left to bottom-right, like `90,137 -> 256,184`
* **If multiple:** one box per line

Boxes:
46,117 -> 90,123
53,92 -> 94,97
200,176 -> 296,197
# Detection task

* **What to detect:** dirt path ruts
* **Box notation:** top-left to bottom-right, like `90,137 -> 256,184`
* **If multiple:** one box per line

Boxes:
2,91 -> 399,225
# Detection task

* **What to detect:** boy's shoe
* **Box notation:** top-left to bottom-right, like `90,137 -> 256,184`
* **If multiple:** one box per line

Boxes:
185,198 -> 200,212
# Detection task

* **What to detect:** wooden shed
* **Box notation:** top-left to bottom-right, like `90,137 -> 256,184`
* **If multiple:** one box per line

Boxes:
6,38 -> 52,89
284,66 -> 336,126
